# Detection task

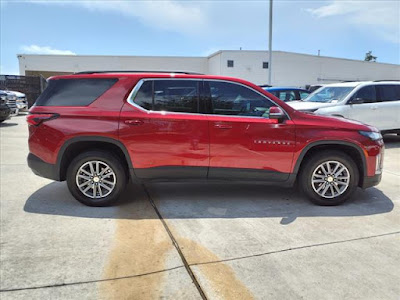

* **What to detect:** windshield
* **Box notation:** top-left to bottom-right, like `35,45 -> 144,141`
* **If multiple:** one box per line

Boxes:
304,86 -> 355,103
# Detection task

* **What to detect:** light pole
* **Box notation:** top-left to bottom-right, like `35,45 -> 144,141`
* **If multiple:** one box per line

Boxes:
268,0 -> 273,85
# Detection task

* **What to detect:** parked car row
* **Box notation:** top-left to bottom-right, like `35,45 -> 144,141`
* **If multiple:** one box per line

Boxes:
288,81 -> 400,134
261,81 -> 400,134
0,90 -> 28,123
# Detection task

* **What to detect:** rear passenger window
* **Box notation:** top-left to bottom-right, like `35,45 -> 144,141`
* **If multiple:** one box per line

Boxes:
354,85 -> 377,103
154,80 -> 198,113
35,78 -> 118,106
378,85 -> 400,101
133,80 -> 153,110
132,80 -> 199,113
207,81 -> 273,118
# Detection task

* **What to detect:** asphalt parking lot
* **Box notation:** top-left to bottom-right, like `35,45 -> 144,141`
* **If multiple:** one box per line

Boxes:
1,114 -> 399,299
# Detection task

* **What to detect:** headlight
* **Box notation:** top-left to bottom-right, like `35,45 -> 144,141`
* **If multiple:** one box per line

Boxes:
359,131 -> 382,141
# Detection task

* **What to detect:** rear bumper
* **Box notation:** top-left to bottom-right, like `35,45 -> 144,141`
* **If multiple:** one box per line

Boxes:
361,173 -> 382,189
27,153 -> 59,181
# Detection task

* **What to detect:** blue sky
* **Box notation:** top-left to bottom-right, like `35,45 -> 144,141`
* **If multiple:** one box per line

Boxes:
1,0 -> 399,75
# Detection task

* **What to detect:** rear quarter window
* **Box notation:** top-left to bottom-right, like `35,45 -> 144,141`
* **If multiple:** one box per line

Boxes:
35,78 -> 118,106
377,85 -> 400,101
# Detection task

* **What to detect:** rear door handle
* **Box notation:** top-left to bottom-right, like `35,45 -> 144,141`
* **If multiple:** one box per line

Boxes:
124,119 -> 144,126
214,123 -> 232,129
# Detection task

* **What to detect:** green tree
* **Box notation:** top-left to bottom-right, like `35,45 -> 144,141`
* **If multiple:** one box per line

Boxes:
365,51 -> 377,62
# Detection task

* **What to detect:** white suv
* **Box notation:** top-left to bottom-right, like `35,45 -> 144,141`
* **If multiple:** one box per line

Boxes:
288,81 -> 400,134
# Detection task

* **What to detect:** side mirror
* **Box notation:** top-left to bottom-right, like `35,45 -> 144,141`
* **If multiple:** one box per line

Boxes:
269,106 -> 285,121
350,97 -> 364,104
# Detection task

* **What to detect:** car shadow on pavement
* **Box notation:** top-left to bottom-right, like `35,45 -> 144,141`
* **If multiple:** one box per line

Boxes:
383,134 -> 400,149
0,122 -> 18,127
24,180 -> 394,225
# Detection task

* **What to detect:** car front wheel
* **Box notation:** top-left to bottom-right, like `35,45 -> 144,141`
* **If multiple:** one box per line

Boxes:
66,151 -> 127,206
300,151 -> 359,206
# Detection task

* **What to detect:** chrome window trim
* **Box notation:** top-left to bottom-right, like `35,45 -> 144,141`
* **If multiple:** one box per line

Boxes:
126,78 -> 291,120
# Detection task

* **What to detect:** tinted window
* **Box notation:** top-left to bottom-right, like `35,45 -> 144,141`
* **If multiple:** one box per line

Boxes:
154,80 -> 199,113
354,85 -> 377,103
277,90 -> 296,101
132,80 -> 200,113
35,78 -> 117,106
300,91 -> 310,99
133,80 -> 152,110
378,85 -> 400,101
207,81 -> 273,118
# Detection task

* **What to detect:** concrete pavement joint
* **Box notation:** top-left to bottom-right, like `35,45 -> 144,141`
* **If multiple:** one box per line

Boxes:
0,266 -> 184,293
191,231 -> 400,267
384,170 -> 400,176
142,184 -> 208,300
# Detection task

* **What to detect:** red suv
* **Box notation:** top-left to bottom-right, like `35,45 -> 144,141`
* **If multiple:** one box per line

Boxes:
27,71 -> 384,206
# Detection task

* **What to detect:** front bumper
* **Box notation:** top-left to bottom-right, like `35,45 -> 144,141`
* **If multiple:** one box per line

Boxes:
27,153 -> 59,181
361,173 -> 382,189
9,108 -> 19,116
16,102 -> 28,110
0,107 -> 11,120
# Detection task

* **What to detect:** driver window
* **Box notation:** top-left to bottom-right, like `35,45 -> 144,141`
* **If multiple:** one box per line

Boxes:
207,81 -> 273,118
354,86 -> 377,103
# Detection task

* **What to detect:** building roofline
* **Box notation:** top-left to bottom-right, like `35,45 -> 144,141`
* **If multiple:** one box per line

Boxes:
17,50 -> 400,66
207,50 -> 223,58
205,49 -> 399,66
273,50 -> 400,66
17,54 -> 206,59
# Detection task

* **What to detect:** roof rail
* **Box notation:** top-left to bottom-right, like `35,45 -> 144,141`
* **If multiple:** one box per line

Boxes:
373,80 -> 400,82
74,70 -> 204,75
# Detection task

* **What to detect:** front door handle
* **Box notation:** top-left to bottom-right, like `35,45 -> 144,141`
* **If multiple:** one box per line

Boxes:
124,119 -> 144,126
214,123 -> 232,129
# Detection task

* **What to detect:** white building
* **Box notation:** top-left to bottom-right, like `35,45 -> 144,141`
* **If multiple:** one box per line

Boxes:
18,50 -> 400,87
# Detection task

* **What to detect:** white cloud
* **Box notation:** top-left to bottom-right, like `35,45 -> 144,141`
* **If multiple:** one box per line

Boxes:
26,0 -> 207,35
20,45 -> 76,55
307,0 -> 400,44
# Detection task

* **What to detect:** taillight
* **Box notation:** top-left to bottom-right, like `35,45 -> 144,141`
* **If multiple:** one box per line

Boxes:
27,113 -> 59,126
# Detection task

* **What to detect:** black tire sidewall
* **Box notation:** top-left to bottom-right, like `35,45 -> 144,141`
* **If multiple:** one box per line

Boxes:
300,151 -> 359,206
66,151 -> 127,206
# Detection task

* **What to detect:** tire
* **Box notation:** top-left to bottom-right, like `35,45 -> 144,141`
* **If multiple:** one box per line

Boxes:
299,150 -> 359,206
66,150 -> 127,206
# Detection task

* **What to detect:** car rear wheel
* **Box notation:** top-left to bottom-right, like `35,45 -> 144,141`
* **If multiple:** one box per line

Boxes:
66,150 -> 127,206
300,151 -> 359,206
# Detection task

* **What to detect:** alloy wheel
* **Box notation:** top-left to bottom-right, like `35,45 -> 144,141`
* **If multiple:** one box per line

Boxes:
75,160 -> 116,199
311,160 -> 350,199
